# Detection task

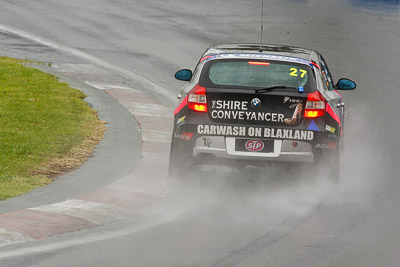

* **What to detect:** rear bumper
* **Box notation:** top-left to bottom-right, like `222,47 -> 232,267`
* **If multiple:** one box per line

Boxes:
171,116 -> 340,166
192,136 -> 314,163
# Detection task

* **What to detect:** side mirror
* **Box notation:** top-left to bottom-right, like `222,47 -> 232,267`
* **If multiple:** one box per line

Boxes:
336,78 -> 356,90
175,69 -> 192,81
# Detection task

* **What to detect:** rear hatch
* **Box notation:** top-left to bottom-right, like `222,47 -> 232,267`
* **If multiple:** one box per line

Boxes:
200,58 -> 317,127
207,89 -> 308,127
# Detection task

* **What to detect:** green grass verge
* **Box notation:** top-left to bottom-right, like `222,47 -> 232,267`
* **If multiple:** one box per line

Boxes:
0,56 -> 105,200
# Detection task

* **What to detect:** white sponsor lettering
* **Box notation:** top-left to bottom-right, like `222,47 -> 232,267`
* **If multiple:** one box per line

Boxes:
248,127 -> 262,137
197,125 -> 247,137
211,110 -> 284,122
210,98 -> 285,122
215,100 -> 248,110
263,128 -> 313,140
197,125 -> 314,140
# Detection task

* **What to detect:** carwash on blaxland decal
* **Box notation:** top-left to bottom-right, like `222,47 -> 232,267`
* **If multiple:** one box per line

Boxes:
197,125 -> 314,140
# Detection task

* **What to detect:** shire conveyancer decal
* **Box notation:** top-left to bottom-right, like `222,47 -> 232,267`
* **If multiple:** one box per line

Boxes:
210,100 -> 285,122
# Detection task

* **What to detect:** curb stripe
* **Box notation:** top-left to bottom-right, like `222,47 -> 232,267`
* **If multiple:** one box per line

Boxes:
78,188 -> 162,210
0,210 -> 97,239
30,199 -> 130,225
0,26 -> 177,249
0,207 -> 187,260
0,228 -> 34,248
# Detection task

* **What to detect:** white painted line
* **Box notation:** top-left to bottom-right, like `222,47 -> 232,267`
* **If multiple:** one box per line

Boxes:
0,24 -> 177,103
52,63 -> 109,74
29,199 -> 130,225
142,129 -> 172,143
0,207 -> 187,259
106,176 -> 169,196
0,229 -> 34,248
84,81 -> 141,92
122,101 -> 173,118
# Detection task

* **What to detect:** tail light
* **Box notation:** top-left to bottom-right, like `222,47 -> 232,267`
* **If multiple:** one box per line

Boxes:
304,90 -> 326,118
188,84 -> 207,112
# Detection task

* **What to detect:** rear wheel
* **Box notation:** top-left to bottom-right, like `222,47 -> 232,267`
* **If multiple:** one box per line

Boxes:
168,139 -> 193,179
327,150 -> 340,183
315,148 -> 340,183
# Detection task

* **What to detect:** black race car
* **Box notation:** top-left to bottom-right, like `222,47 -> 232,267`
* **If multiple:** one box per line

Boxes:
170,44 -> 356,181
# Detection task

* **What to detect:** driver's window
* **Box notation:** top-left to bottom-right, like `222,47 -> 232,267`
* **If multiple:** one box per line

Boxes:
319,56 -> 334,90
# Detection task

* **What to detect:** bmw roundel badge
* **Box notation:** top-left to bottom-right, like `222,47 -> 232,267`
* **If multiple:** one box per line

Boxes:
251,98 -> 261,108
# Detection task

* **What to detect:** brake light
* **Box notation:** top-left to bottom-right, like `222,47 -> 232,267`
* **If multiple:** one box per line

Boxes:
248,61 -> 270,66
188,84 -> 207,112
304,90 -> 326,118
305,110 -> 324,118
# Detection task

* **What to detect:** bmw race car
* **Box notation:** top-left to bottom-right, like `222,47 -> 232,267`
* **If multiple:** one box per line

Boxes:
169,44 -> 356,181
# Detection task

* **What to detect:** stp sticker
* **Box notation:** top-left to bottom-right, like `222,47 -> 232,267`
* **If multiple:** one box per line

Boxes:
245,140 -> 264,152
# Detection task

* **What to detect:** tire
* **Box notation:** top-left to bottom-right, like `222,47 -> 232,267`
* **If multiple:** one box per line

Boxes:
327,150 -> 340,183
168,139 -> 192,179
315,147 -> 340,183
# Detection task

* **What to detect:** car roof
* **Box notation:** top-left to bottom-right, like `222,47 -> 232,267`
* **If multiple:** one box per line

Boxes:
203,44 -> 319,62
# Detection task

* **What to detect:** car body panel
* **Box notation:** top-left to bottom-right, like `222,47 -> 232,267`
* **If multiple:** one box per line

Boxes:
170,44 -> 355,175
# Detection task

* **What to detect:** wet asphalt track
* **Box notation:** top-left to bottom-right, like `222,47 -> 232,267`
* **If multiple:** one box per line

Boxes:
0,0 -> 400,266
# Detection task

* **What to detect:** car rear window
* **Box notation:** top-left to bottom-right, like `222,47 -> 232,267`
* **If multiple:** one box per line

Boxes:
200,59 -> 316,92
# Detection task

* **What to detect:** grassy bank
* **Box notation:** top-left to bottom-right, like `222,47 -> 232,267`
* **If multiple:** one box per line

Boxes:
0,56 -> 105,200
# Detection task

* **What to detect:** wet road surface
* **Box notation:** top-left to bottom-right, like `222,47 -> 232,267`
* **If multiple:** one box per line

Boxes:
0,0 -> 400,266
